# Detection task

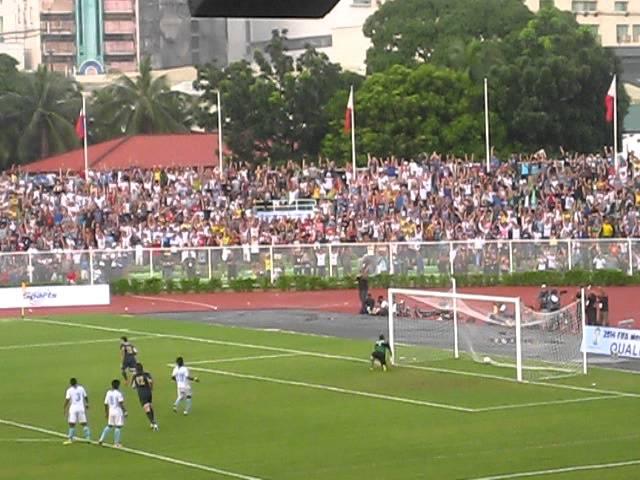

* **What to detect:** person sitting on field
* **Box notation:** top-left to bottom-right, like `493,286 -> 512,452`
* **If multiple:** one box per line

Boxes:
364,293 -> 376,315
370,296 -> 389,316
370,334 -> 393,372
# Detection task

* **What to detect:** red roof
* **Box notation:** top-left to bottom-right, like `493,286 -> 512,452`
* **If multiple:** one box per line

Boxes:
21,133 -> 225,173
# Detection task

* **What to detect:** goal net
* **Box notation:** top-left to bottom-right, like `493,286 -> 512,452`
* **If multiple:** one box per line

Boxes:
388,287 -> 586,382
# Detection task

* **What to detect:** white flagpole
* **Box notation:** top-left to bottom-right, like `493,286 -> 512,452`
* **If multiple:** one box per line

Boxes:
217,89 -> 224,174
613,74 -> 618,172
350,85 -> 357,180
82,93 -> 89,180
484,77 -> 490,174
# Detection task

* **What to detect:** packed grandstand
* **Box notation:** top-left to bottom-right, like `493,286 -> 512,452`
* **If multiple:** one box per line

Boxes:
1,151 -> 638,253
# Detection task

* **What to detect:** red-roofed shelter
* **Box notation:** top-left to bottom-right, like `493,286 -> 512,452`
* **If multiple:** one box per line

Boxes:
21,133 -> 224,173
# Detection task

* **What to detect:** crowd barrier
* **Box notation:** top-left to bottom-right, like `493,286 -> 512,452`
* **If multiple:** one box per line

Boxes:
0,239 -> 637,287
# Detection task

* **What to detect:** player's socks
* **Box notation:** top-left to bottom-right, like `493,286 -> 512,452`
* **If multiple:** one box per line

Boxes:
121,370 -> 127,381
114,428 -> 121,445
146,409 -> 155,423
185,398 -> 192,414
173,398 -> 181,411
68,427 -> 75,440
83,426 -> 91,440
99,426 -> 111,443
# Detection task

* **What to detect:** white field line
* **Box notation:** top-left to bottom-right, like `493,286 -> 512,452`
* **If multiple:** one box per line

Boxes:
0,418 -> 265,480
22,317 -> 640,403
467,458 -> 640,480
0,438 -> 59,443
432,432 -> 640,461
0,335 -> 155,351
471,394 -> 620,412
186,365 -> 474,413
188,353 -> 301,365
132,295 -> 219,311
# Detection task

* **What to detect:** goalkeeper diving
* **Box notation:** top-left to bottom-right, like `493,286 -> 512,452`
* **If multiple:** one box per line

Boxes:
370,334 -> 393,371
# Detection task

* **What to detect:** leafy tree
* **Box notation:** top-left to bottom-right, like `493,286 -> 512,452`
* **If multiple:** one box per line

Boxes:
0,66 -> 81,163
322,64 -> 503,161
0,54 -> 22,167
195,30 -> 353,163
489,7 -> 628,152
91,56 -> 191,141
363,0 -> 532,74
195,59 -> 275,162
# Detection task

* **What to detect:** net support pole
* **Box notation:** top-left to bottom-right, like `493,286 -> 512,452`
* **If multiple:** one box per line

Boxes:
628,238 -> 633,275
581,287 -> 588,375
89,250 -> 94,285
515,299 -> 523,382
27,252 -> 33,284
21,281 -> 26,319
269,246 -> 275,284
452,277 -> 459,359
567,240 -> 573,270
387,288 -> 395,366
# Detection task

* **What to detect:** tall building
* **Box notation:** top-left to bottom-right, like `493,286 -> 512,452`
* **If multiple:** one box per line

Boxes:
0,0 -> 41,69
39,0 -> 138,74
525,0 -> 640,47
138,0 -> 228,69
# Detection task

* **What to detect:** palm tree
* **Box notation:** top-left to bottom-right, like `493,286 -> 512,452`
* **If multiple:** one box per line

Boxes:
92,56 -> 192,140
0,66 -> 81,162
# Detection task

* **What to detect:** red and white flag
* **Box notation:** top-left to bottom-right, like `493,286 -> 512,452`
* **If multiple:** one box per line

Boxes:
344,86 -> 354,133
605,77 -> 616,123
75,107 -> 85,139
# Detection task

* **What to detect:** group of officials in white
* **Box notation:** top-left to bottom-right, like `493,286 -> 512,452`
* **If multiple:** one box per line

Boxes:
62,352 -> 199,448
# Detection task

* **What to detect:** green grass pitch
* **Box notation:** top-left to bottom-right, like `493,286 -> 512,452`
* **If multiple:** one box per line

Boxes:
0,313 -> 639,480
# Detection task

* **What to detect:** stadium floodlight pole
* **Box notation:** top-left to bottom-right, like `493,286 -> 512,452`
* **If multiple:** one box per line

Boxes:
484,77 -> 491,174
581,288 -> 588,375
515,299 -> 523,382
387,288 -> 395,366
452,277 -> 459,359
216,89 -> 224,174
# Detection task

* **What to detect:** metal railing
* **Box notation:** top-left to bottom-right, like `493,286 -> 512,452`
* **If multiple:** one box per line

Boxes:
1,238 -> 637,287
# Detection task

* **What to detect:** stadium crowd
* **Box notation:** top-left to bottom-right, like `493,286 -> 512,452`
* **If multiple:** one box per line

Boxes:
0,151 -> 637,253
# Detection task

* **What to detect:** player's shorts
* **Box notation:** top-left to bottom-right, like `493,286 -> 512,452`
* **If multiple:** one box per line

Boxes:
68,408 -> 87,424
137,389 -> 153,406
122,357 -> 137,370
372,351 -> 386,365
108,411 -> 125,427
177,386 -> 192,398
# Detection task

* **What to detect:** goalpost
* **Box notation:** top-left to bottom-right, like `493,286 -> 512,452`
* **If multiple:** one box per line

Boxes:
388,285 -> 587,382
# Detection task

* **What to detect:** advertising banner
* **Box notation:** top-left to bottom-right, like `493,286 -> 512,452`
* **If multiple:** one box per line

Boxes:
0,284 -> 110,309
582,325 -> 640,359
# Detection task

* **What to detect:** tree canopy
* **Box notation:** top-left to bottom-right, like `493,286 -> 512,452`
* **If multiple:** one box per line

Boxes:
489,7 -> 628,152
363,0 -> 533,74
195,30 -> 355,163
0,66 -> 81,164
322,63 -> 503,160
90,57 -> 192,142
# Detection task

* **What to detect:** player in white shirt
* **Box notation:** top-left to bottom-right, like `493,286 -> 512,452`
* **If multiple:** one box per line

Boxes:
171,357 -> 199,415
98,379 -> 127,448
63,378 -> 91,444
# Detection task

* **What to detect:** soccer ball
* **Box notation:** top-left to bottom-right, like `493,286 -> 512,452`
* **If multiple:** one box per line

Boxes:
483,356 -> 492,364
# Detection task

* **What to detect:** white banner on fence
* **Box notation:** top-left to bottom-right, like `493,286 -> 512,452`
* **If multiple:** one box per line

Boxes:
581,325 -> 640,359
0,285 -> 110,309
